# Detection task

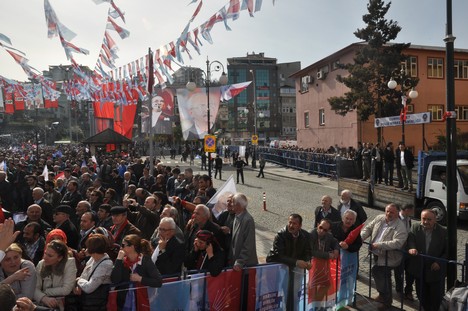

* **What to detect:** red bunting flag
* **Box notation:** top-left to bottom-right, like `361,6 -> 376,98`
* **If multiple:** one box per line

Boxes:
344,223 -> 365,245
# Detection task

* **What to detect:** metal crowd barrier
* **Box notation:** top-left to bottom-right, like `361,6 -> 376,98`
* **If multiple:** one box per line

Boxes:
102,245 -> 464,310
257,147 -> 338,179
361,241 -> 466,311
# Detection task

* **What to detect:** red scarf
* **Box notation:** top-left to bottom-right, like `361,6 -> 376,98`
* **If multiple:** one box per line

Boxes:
111,219 -> 129,242
123,254 -> 141,270
125,254 -> 150,311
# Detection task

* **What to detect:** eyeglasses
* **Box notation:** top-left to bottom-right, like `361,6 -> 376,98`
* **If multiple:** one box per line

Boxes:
318,226 -> 329,232
121,243 -> 131,247
48,240 -> 64,252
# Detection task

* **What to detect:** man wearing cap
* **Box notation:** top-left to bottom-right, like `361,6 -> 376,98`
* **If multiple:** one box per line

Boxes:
185,229 -> 225,276
53,204 -> 80,250
109,205 -> 141,245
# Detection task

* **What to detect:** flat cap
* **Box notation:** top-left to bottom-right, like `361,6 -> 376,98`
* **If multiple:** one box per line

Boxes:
54,205 -> 73,215
110,206 -> 128,215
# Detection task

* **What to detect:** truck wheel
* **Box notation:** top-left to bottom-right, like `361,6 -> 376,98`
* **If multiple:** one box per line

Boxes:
427,201 -> 447,225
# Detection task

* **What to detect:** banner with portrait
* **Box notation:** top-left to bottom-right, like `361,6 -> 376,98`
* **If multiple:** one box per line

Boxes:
24,83 -> 44,110
141,88 -> 174,135
176,87 -> 221,141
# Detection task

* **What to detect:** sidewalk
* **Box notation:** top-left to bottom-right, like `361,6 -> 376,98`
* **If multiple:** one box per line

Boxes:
248,162 -> 420,311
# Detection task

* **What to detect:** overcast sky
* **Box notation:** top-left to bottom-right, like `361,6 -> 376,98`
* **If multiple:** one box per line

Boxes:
1,0 -> 468,82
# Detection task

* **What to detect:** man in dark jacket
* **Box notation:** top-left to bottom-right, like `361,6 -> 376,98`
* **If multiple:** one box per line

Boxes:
407,209 -> 447,311
109,205 -> 141,245
214,155 -> 223,180
337,189 -> 367,226
395,142 -> 414,191
383,142 -> 395,186
313,195 -> 341,228
266,214 -> 312,311
152,217 -> 185,275
52,204 -> 80,250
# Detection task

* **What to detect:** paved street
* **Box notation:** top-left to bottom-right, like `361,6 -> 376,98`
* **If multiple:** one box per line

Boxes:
158,156 -> 467,310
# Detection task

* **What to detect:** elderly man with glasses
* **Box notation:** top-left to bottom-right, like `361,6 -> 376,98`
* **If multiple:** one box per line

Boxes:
151,217 -> 185,275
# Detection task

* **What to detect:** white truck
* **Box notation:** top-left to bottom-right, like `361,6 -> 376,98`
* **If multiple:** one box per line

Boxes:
338,151 -> 468,224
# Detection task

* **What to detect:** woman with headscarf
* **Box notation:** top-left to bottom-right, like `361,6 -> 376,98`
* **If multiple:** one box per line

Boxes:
0,243 -> 37,299
184,230 -> 225,277
34,240 -> 77,309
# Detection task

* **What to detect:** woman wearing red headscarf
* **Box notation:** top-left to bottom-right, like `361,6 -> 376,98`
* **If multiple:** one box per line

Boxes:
184,230 -> 225,277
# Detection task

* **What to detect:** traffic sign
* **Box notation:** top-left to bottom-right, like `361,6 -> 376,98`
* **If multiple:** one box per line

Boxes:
204,135 -> 216,152
252,135 -> 258,145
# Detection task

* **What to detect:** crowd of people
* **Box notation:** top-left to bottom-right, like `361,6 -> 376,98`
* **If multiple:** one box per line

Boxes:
0,146 -> 261,310
354,141 -> 415,191
0,144 -> 447,311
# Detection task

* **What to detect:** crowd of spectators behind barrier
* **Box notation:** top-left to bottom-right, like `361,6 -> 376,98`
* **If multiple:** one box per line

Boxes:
0,141 -> 451,310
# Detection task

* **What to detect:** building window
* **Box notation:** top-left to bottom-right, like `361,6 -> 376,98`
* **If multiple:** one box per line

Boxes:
300,76 -> 309,93
427,58 -> 444,78
454,60 -> 468,79
331,60 -> 340,71
304,111 -> 310,128
319,109 -> 325,126
402,56 -> 418,77
428,105 -> 444,121
406,104 -> 414,114
456,105 -> 468,120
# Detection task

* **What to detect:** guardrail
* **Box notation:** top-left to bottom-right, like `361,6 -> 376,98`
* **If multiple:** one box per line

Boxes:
90,244 -> 464,310
258,147 -> 338,179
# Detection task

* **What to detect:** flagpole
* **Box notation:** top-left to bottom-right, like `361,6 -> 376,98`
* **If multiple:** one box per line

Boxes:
148,48 -> 155,175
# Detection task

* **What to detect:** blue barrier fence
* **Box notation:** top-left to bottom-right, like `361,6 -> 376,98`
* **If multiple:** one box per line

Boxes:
257,147 -> 338,179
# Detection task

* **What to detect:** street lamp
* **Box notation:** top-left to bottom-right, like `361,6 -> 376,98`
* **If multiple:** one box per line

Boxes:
186,57 -> 228,180
387,69 -> 419,144
445,0 -> 457,288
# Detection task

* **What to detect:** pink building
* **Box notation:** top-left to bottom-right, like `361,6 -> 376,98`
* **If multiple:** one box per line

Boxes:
292,43 -> 468,152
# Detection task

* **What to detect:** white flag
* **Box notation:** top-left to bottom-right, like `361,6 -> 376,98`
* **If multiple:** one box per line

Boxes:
42,165 -> 49,181
207,175 -> 237,219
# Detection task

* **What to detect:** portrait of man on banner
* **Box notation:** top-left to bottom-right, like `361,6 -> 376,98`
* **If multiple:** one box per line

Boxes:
176,87 -> 221,141
141,88 -> 174,134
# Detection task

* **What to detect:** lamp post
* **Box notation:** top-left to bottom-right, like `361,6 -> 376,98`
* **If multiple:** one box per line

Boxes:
250,69 -> 257,168
186,57 -> 228,180
445,0 -> 457,288
387,69 -> 419,144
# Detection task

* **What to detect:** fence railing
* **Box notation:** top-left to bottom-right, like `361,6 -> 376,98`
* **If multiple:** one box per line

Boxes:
258,147 -> 338,179
102,246 -> 465,311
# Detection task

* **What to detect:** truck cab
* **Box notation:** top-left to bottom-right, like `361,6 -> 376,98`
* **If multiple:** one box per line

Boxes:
424,160 -> 468,223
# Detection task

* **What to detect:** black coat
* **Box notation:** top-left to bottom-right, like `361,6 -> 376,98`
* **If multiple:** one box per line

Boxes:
313,206 -> 341,228
155,236 -> 185,275
185,245 -> 226,277
336,198 -> 367,226
266,227 -> 312,268
395,148 -> 414,169
56,219 -> 80,250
